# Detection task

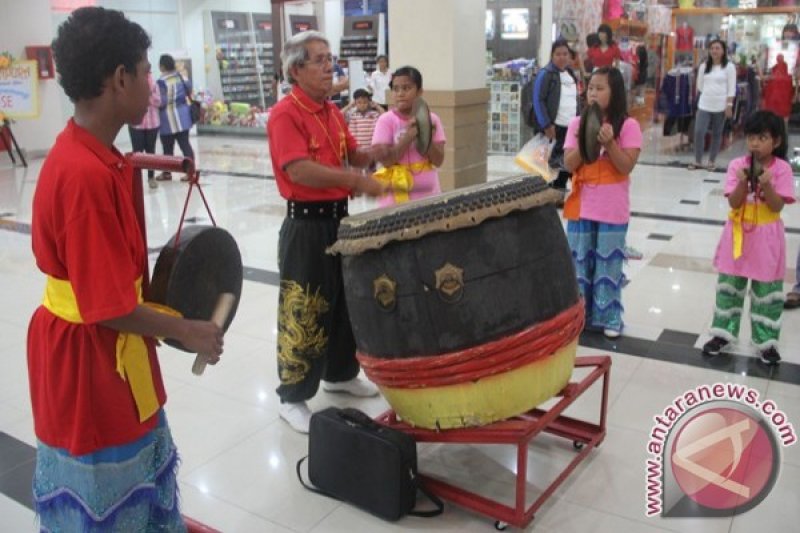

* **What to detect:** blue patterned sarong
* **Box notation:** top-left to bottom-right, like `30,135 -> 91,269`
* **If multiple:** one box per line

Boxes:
33,411 -> 186,533
567,219 -> 628,333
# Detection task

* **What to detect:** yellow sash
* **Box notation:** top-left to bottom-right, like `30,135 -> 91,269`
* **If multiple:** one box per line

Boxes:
728,202 -> 780,260
373,160 -> 435,204
42,276 -> 180,423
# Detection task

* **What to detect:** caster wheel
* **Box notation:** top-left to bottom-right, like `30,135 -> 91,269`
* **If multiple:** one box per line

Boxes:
573,440 -> 585,450
494,521 -> 508,531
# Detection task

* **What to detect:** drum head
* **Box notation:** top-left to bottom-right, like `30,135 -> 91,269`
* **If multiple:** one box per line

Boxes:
413,98 -> 433,155
150,225 -> 243,352
579,103 -> 603,164
329,175 -> 562,256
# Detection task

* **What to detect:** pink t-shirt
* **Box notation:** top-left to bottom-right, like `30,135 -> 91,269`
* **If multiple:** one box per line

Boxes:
371,108 -> 446,207
713,156 -> 795,282
564,116 -> 642,224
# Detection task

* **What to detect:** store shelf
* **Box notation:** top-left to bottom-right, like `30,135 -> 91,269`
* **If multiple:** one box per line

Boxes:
210,11 -> 275,108
604,18 -> 648,37
340,34 -> 378,73
672,6 -> 800,16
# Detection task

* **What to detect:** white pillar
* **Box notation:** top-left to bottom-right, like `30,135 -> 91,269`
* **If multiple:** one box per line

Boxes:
387,0 -> 489,189
388,0 -> 486,92
539,0 -> 554,68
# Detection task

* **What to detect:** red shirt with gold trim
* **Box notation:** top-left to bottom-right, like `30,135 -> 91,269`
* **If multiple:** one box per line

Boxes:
267,85 -> 357,201
28,119 -> 166,455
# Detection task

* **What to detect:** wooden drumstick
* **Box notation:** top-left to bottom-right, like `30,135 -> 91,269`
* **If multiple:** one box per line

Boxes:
192,293 -> 236,376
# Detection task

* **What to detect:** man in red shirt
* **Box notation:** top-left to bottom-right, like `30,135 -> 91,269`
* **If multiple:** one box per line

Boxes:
28,7 -> 223,531
268,31 -> 385,433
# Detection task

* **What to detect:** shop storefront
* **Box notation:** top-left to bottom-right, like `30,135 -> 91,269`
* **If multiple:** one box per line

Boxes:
198,0 -> 388,136
485,0 -> 543,154
551,0 -> 799,174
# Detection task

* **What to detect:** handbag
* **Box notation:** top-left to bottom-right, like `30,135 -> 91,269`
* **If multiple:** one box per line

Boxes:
296,407 -> 444,522
178,74 -> 202,124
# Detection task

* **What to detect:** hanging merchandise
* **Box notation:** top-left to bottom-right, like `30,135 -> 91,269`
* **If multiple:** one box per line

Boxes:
604,0 -> 625,20
658,65 -> 694,139
676,22 -> 694,52
762,54 -> 793,119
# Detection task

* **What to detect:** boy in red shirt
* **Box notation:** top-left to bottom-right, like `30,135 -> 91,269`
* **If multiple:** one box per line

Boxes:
29,7 -> 222,531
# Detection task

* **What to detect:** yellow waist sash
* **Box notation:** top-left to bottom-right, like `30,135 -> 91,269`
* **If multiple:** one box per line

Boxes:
373,160 -> 435,204
728,202 -> 780,260
42,276 -> 180,422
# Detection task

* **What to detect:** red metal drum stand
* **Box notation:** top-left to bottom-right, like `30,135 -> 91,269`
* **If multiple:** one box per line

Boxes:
375,355 -> 611,530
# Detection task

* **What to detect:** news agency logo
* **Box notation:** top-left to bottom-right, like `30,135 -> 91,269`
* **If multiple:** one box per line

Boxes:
645,384 -> 796,518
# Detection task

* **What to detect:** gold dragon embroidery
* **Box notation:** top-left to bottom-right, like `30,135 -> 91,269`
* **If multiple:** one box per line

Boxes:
277,280 -> 330,384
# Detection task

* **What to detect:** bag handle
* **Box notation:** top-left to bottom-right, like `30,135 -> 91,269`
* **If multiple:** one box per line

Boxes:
337,408 -> 381,430
296,456 -> 444,518
296,456 -> 335,498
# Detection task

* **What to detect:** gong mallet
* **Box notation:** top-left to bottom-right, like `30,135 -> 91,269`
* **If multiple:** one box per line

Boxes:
192,292 -> 237,376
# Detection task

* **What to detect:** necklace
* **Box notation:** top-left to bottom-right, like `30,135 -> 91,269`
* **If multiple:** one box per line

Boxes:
289,91 -> 348,165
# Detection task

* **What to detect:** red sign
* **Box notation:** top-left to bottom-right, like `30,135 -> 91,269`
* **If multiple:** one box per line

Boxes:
353,21 -> 373,31
258,22 -> 272,30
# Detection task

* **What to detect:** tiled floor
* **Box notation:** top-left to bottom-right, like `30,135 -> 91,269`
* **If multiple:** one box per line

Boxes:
1,133 -> 799,532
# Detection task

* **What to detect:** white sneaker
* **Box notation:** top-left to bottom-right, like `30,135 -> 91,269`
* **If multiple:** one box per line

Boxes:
322,377 -> 379,397
278,401 -> 312,434
604,328 -> 621,339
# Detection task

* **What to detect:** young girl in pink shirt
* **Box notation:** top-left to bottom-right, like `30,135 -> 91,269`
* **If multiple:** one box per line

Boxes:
702,111 -> 795,366
562,67 -> 642,338
371,66 -> 446,206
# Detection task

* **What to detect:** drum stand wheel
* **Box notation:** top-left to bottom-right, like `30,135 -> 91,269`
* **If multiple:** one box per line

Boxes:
375,355 -> 611,530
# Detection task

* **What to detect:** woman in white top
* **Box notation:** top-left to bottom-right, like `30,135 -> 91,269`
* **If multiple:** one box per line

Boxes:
367,55 -> 392,111
689,39 -> 737,171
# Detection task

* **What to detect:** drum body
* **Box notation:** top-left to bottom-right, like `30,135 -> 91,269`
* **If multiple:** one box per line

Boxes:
149,225 -> 243,351
331,176 -> 582,429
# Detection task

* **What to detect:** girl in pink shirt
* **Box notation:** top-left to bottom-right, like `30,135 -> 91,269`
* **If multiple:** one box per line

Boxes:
563,67 -> 642,338
371,66 -> 446,206
702,111 -> 795,366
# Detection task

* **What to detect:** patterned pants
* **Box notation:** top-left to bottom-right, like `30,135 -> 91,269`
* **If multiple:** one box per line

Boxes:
567,219 -> 627,332
275,216 -> 359,403
710,273 -> 783,349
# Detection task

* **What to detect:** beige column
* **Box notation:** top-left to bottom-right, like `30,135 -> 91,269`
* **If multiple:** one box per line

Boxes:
388,0 -> 488,191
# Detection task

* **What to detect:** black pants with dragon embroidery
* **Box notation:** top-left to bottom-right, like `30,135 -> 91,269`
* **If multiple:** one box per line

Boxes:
275,214 -> 359,403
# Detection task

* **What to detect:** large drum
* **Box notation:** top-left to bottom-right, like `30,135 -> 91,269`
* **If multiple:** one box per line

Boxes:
329,175 -> 583,429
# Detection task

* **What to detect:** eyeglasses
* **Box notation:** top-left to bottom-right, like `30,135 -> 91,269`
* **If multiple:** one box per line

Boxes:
306,54 -> 334,68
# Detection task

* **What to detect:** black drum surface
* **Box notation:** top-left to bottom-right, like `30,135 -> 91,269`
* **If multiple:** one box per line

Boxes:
150,225 -> 242,352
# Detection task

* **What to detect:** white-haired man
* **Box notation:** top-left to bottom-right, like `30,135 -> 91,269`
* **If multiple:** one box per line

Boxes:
267,31 -> 386,433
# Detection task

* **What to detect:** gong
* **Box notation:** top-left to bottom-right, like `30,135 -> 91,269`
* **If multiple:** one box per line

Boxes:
579,103 -> 603,164
149,225 -> 243,352
413,97 -> 433,155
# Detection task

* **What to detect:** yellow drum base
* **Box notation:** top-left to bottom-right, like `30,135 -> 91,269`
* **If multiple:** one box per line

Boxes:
379,340 -> 578,429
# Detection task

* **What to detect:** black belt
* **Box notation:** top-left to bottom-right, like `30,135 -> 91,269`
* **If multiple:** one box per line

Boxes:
287,199 -> 349,220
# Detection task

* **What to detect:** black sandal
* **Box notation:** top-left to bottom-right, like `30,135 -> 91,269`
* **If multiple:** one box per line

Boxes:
785,293 -> 800,310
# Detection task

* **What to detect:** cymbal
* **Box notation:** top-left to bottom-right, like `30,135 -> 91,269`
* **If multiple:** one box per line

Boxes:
413,98 -> 433,155
579,103 -> 603,164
